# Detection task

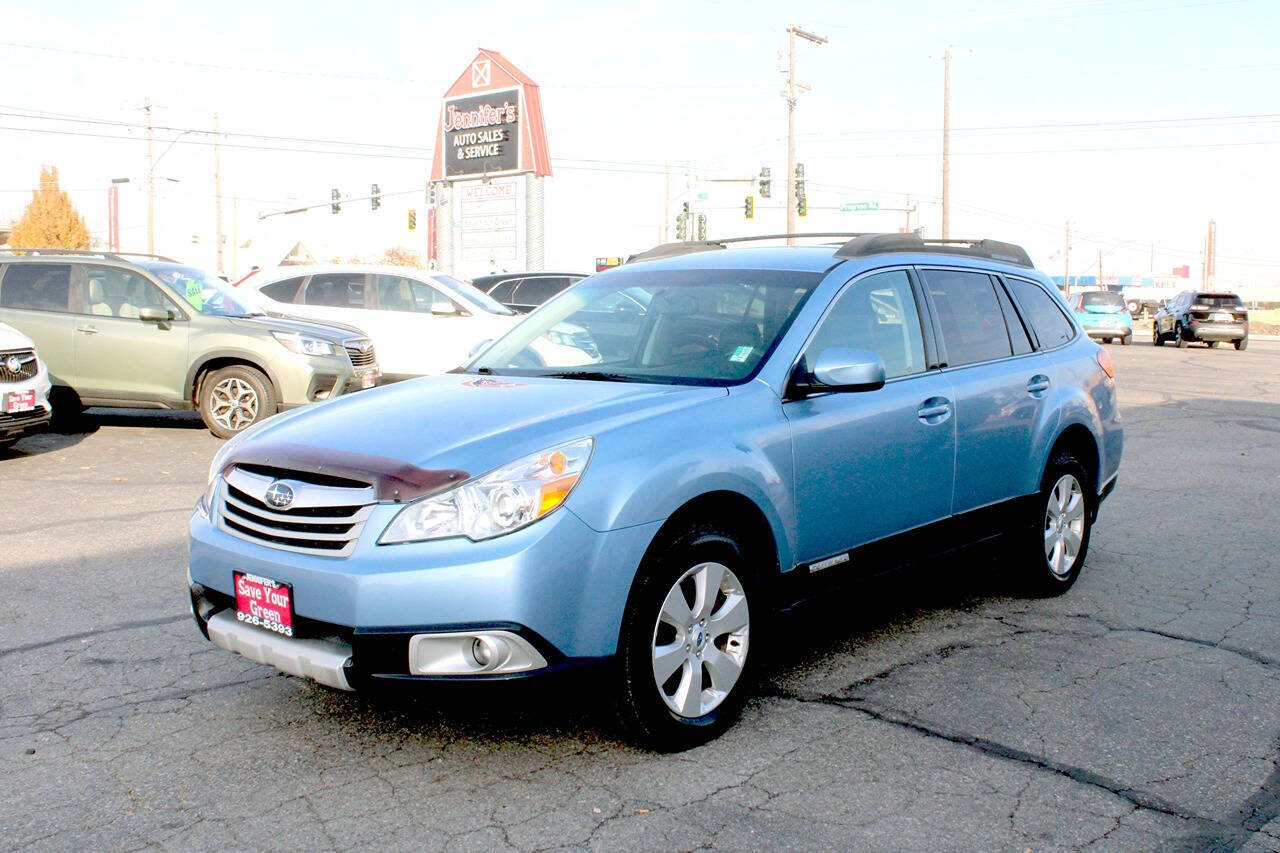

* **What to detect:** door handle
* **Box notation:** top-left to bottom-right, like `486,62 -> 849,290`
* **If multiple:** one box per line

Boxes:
1027,375 -> 1051,396
917,397 -> 952,424
75,325 -> 99,335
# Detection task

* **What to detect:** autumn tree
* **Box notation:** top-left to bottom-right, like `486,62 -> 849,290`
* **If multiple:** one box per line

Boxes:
381,247 -> 422,267
8,166 -> 90,249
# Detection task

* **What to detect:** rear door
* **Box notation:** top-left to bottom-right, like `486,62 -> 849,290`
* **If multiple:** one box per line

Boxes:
921,267 -> 1046,515
292,273 -> 371,326
0,263 -> 77,388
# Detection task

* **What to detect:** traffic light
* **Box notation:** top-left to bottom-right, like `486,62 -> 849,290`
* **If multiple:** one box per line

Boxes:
795,163 -> 806,217
407,209 -> 417,231
330,188 -> 341,214
371,183 -> 381,211
676,213 -> 687,241
759,166 -> 771,199
797,196 -> 807,218
682,201 -> 690,216
744,195 -> 754,220
696,214 -> 707,241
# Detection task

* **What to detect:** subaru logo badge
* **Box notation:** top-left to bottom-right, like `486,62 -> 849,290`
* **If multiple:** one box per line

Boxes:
4,355 -> 19,373
264,481 -> 294,509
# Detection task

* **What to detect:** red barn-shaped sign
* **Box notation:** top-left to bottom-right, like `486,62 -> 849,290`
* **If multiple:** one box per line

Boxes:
430,50 -> 552,182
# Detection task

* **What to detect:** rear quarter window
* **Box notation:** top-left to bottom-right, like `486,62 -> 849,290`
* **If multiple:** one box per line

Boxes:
1008,278 -> 1075,349
0,264 -> 73,312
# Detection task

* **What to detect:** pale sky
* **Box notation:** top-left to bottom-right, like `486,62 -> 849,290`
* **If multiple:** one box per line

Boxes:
2,0 -> 1278,289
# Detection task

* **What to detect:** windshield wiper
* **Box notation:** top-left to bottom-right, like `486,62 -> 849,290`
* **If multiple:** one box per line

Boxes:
543,370 -> 638,383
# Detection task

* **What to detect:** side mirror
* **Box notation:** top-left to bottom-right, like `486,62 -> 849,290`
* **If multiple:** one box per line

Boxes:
796,348 -> 886,395
430,302 -> 459,316
139,307 -> 174,327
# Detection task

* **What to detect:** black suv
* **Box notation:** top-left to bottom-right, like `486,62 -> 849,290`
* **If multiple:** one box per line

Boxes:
471,272 -> 587,313
1153,290 -> 1249,350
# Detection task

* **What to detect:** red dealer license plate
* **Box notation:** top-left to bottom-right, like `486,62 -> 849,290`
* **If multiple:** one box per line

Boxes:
360,370 -> 376,389
4,390 -> 35,413
234,571 -> 294,637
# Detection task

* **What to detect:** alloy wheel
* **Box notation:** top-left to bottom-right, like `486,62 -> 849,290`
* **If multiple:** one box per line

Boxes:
209,377 -> 259,432
1044,474 -> 1086,577
651,561 -> 750,718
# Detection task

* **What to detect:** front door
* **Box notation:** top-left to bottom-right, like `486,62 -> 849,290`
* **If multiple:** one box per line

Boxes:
73,266 -> 189,402
785,268 -> 956,566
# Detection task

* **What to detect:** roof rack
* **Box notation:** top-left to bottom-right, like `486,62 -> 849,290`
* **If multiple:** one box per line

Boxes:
626,233 -> 873,264
834,233 -> 1033,267
0,248 -> 179,263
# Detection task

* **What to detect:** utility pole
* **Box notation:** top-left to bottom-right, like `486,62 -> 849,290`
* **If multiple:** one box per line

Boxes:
662,161 -> 670,243
1064,221 -> 1071,295
214,113 -> 224,274
145,97 -> 154,255
1149,241 -> 1155,273
1206,218 -> 1217,286
1098,248 -> 1103,289
904,193 -> 913,233
785,25 -> 827,245
232,194 -> 238,280
942,48 -> 952,239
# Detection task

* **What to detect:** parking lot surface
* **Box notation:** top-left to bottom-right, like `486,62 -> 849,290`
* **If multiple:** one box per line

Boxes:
2,337 -> 1278,851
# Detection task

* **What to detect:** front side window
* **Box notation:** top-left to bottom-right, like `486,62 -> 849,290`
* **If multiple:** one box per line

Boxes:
146,265 -> 261,317
376,274 -> 453,313
0,264 -> 72,312
806,270 -> 926,380
513,277 -> 568,307
922,269 -> 1014,367
304,274 -> 366,308
469,268 -> 819,385
1008,278 -> 1075,349
82,266 -> 171,318
489,279 -> 520,302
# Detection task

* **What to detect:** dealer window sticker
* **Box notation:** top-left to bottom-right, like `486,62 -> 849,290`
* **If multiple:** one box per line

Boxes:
728,345 -> 754,363
179,277 -> 205,311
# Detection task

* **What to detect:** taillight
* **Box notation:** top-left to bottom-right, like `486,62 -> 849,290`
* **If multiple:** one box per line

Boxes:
1097,348 -> 1114,379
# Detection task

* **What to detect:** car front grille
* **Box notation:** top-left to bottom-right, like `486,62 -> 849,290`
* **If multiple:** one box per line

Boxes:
0,349 -> 37,383
344,338 -> 376,368
217,466 -> 376,558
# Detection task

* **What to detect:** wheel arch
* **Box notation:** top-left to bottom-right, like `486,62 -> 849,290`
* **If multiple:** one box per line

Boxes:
187,351 -> 282,407
1047,422 -> 1102,503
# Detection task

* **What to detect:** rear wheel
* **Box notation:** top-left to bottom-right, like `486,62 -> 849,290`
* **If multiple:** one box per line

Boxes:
1121,334 -> 1131,346
1175,323 -> 1188,348
1235,338 -> 1248,351
1153,325 -> 1164,346
199,365 -> 275,440
1016,452 -> 1092,596
615,525 -> 760,751
1206,340 -> 1218,348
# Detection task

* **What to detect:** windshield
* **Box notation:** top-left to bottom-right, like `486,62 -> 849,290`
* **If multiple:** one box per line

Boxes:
1079,291 -> 1126,312
148,265 -> 262,317
467,268 -> 821,385
1194,293 -> 1243,308
433,274 -> 514,316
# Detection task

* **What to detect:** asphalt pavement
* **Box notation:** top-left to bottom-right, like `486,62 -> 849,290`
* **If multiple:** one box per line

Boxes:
1,337 -> 1278,851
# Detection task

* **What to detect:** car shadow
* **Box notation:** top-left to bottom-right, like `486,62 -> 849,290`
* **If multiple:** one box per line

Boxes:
1,408 -> 205,460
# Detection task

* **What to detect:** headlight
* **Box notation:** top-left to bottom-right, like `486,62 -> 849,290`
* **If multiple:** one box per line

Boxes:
380,438 -> 594,544
546,330 -> 574,347
272,330 -> 338,357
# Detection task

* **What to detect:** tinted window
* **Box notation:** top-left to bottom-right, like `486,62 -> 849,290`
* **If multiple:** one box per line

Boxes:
260,277 -> 304,303
489,279 -> 520,302
1193,293 -> 1243,308
1008,278 -> 1075,349
1080,291 -> 1126,309
923,269 -> 1013,366
1,264 -> 72,312
304,274 -> 365,308
513,277 -> 568,307
994,279 -> 1033,355
807,270 -> 926,379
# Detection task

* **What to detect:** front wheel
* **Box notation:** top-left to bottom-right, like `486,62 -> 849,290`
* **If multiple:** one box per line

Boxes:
1235,338 -> 1248,351
199,365 -> 275,440
615,525 -> 759,750
1016,452 -> 1093,596
1153,325 -> 1164,346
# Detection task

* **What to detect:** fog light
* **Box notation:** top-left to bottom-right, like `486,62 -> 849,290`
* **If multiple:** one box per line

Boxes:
471,636 -> 494,667
408,630 -> 549,676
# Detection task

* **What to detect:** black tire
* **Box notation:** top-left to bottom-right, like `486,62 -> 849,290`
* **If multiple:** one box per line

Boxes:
1153,325 -> 1164,346
0,436 -> 16,452
1103,337 -> 1113,344
1206,340 -> 1218,348
198,365 -> 275,440
1235,338 -> 1248,351
614,524 -> 762,751
1175,324 -> 1188,348
1016,451 -> 1093,597
1120,334 -> 1131,346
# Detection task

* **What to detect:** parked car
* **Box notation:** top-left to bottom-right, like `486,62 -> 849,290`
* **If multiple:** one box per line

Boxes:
189,233 -> 1122,749
1153,290 -> 1249,350
0,251 -> 378,439
471,272 -> 588,313
0,319 -> 52,450
1068,289 -> 1132,345
242,265 -> 595,379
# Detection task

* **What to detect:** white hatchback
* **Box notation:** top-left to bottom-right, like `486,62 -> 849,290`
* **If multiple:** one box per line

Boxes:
239,266 -> 597,380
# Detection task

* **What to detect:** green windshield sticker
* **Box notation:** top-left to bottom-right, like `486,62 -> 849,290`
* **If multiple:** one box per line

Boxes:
181,278 -> 204,311
729,345 -> 754,363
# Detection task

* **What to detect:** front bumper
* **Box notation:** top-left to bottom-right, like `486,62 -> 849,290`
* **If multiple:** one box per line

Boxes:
0,366 -> 53,439
189,502 -> 661,685
272,353 -> 379,409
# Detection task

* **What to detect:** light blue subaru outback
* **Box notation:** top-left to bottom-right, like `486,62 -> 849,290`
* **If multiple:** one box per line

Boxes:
189,233 -> 1122,749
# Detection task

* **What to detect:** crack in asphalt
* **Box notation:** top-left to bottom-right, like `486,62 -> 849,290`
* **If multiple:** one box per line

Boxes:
1160,737 -> 1280,852
0,614 -> 189,659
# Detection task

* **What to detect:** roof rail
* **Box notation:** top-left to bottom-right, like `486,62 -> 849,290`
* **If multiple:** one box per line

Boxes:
0,248 -> 179,263
834,233 -> 1033,267
626,233 -> 873,264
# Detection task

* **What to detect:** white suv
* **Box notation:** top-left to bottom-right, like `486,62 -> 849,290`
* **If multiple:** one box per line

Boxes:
0,320 -> 52,450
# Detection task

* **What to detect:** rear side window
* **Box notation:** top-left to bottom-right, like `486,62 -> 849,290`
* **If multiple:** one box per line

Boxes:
304,274 -> 365,308
1008,278 -> 1075,349
489,279 -> 520,302
922,269 -> 1013,367
513,277 -> 568,307
260,277 -> 304,303
0,264 -> 73,312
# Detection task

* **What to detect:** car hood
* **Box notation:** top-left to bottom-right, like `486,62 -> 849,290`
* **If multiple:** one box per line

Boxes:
221,373 -> 726,496
227,314 -> 369,342
0,320 -> 36,350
